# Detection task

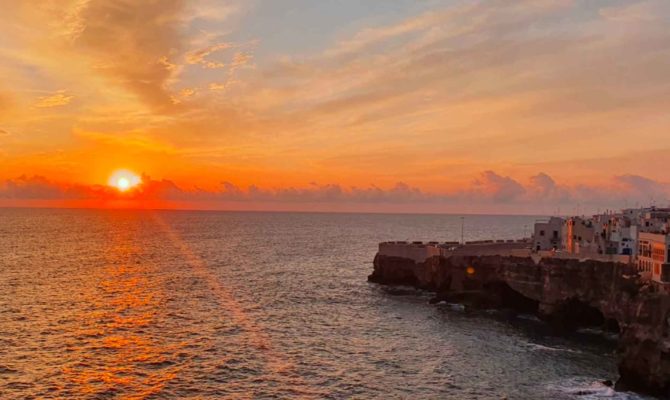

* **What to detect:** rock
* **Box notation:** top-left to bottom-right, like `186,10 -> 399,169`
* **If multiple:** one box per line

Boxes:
370,253 -> 670,397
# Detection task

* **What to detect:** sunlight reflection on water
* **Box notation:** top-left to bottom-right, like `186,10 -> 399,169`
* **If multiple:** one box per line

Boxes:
0,209 -> 648,399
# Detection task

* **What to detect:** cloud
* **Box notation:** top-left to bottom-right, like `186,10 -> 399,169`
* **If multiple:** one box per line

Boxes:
209,82 -> 227,91
185,42 -> 232,67
526,172 -> 573,203
230,52 -> 253,69
233,0 -> 670,173
599,1 -> 663,22
215,181 -> 426,204
179,88 -> 196,98
34,91 -> 73,108
0,129 -> 9,136
0,175 -> 109,200
614,174 -> 670,203
3,171 -> 667,214
1,0 -> 669,205
470,171 -> 526,202
68,0 -> 187,111
184,42 -> 255,72
186,0 -> 240,23
529,173 -> 556,194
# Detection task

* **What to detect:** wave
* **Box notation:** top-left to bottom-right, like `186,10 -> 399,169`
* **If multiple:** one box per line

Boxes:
527,343 -> 582,354
547,378 -> 650,399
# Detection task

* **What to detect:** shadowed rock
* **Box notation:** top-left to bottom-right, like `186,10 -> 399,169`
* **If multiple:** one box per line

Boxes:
369,253 -> 670,397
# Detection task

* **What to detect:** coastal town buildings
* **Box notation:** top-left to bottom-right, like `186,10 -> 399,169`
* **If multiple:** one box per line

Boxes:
378,206 -> 670,287
531,206 -> 670,285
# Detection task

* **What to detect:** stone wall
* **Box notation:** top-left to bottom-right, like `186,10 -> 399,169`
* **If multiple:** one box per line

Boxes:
378,242 -> 441,263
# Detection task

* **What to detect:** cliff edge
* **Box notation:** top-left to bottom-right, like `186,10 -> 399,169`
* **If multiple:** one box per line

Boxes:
369,253 -> 670,397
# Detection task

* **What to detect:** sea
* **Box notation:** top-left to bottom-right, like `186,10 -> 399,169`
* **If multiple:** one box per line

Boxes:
0,208 -> 653,399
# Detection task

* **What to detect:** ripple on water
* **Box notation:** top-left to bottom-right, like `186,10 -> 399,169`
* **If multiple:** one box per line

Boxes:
0,210 -> 643,399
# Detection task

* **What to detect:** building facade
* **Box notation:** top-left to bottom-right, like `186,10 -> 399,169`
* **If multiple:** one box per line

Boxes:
533,217 -> 563,251
637,232 -> 670,283
562,217 -> 598,255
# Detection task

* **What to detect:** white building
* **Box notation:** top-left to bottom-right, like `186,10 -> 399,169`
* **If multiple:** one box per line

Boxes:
594,214 -> 638,256
614,226 -> 638,256
633,207 -> 670,234
562,217 -> 598,256
533,217 -> 563,251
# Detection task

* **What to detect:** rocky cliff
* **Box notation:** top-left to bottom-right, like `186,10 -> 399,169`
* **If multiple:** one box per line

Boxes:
369,253 -> 670,397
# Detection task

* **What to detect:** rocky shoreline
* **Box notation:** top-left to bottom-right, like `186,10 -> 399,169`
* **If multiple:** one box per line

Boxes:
369,253 -> 670,398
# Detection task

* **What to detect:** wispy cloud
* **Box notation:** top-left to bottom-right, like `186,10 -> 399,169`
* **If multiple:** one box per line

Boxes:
185,42 -> 232,67
66,0 -> 187,111
34,91 -> 73,108
0,0 -> 669,210
599,1 -> 664,21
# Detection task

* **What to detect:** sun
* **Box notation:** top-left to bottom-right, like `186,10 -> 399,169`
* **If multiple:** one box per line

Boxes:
108,169 -> 141,192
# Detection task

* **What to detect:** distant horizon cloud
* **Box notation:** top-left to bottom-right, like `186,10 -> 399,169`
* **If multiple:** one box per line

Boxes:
1,171 -> 668,215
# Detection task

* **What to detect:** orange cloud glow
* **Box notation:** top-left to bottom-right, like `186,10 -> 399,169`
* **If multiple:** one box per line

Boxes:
1,171 -> 668,215
0,1 -> 669,213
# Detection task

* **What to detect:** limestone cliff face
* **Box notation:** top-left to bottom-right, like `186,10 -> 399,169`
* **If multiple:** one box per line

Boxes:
369,254 -> 670,397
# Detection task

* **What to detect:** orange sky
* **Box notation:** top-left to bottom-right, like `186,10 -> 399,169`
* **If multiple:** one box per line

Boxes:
0,1 -> 669,213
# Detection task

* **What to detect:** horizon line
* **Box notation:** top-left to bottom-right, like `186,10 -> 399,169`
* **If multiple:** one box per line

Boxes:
0,204 -> 554,218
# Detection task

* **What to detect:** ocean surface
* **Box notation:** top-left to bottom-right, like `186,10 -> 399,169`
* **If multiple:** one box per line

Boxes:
0,209 -> 651,399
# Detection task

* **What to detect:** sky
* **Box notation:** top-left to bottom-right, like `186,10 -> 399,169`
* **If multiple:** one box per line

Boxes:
0,0 -> 669,214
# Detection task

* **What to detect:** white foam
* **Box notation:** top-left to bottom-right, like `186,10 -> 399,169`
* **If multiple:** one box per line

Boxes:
547,378 -> 650,399
527,343 -> 582,354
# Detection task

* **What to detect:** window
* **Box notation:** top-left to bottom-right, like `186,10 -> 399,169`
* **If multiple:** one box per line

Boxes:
540,230 -> 545,236
663,264 -> 670,283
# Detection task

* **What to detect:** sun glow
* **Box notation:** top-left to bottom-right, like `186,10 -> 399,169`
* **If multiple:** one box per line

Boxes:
109,170 -> 141,192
